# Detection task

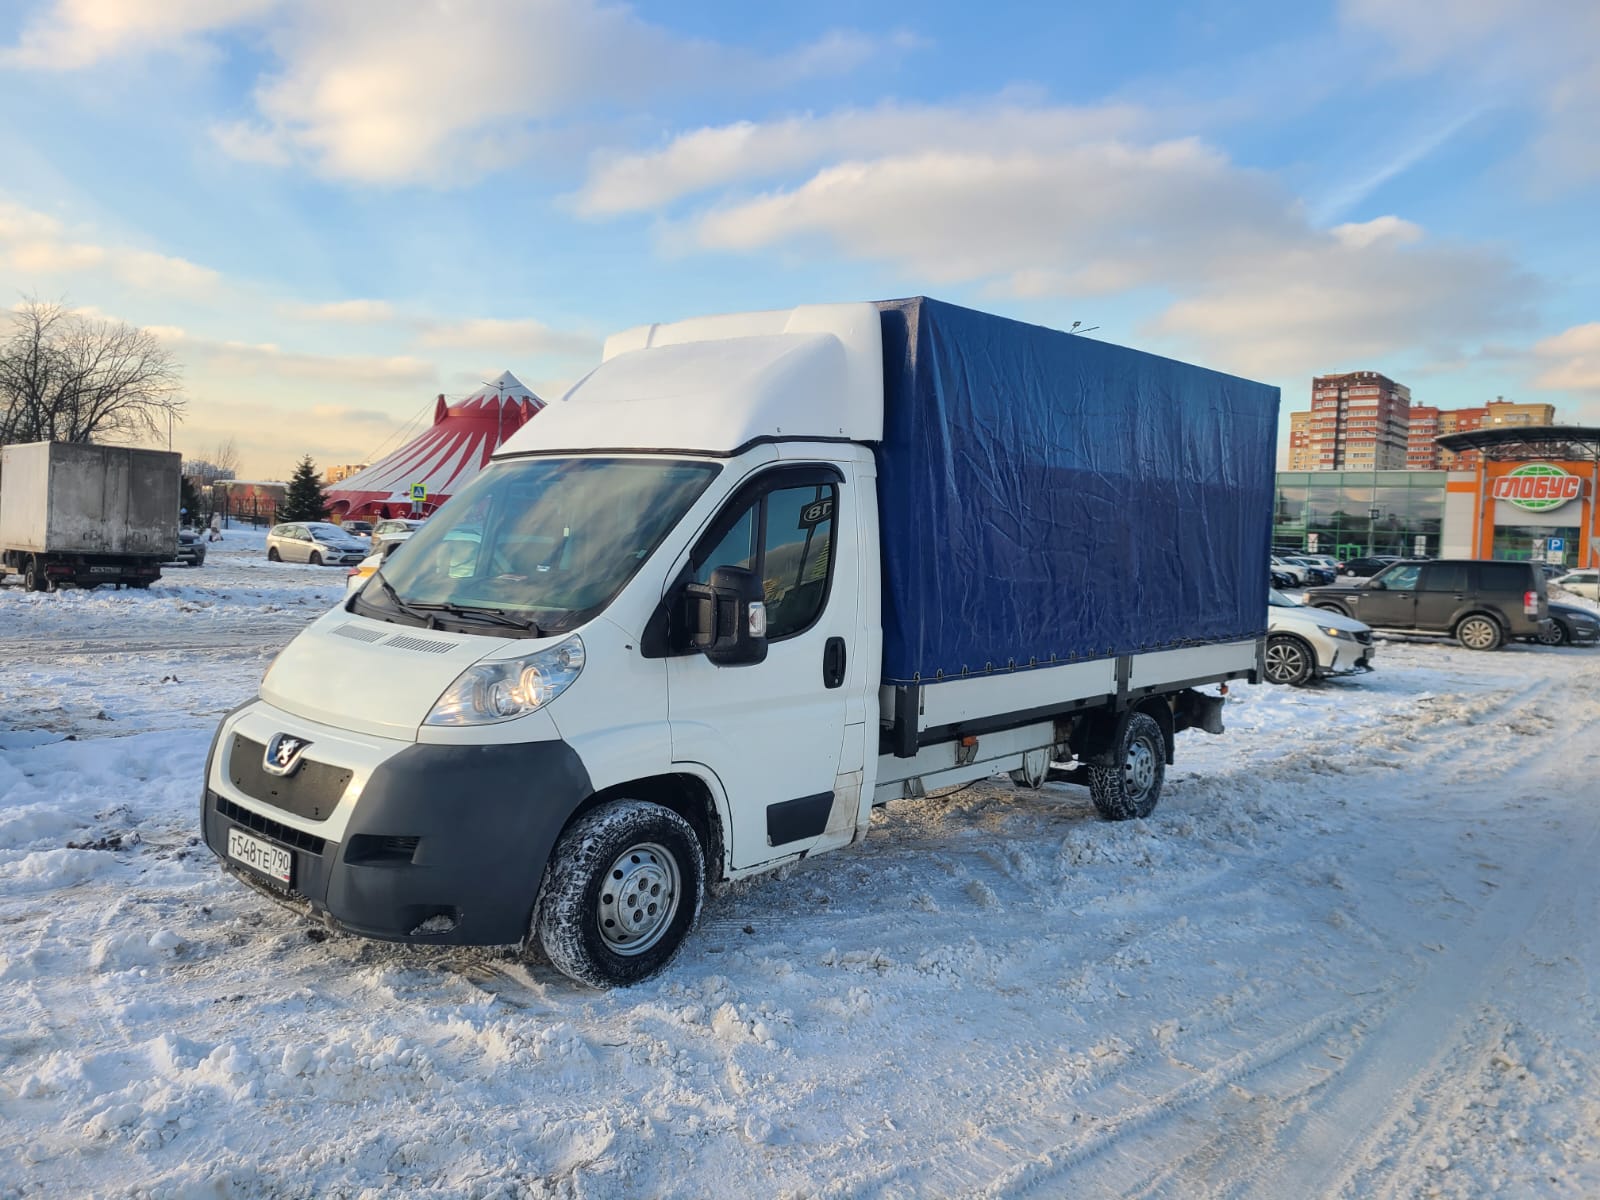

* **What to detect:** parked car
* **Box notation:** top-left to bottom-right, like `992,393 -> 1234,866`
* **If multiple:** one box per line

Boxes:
342,520 -> 374,538
169,528 -> 207,568
1270,569 -> 1298,590
266,522 -> 368,566
1537,562 -> 1568,581
1270,555 -> 1309,584
1265,589 -> 1376,684
1305,559 -> 1549,651
1298,553 -> 1343,574
1281,556 -> 1336,586
1552,569 -> 1599,599
1340,555 -> 1402,577
372,518 -> 426,551
1528,601 -> 1600,647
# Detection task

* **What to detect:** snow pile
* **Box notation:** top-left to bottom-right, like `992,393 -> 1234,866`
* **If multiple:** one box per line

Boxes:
3,566 -> 1600,1196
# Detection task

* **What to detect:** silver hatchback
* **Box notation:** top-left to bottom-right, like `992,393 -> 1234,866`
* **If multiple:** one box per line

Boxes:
266,522 -> 368,566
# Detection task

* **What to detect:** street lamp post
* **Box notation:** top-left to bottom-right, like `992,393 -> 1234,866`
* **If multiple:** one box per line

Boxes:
1367,505 -> 1381,556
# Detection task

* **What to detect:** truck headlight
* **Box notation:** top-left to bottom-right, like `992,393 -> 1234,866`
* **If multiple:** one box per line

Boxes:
1320,625 -> 1353,640
424,635 -> 585,726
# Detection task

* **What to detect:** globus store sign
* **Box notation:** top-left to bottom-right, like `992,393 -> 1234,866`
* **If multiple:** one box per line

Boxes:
1490,463 -> 1584,512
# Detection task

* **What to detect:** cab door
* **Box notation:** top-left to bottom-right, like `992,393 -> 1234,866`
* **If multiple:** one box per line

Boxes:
665,464 -> 860,871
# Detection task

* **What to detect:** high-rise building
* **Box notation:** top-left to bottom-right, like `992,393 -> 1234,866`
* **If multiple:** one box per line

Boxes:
1286,411 -> 1313,470
1409,398 -> 1557,469
1300,371 -> 1412,470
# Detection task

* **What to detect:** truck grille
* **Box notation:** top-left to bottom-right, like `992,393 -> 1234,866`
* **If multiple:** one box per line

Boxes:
214,794 -> 327,856
228,735 -> 352,822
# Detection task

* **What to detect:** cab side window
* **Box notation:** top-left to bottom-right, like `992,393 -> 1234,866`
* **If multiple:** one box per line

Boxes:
687,475 -> 839,643
761,485 -> 834,639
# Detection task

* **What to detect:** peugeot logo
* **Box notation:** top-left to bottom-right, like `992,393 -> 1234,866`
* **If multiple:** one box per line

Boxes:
263,733 -> 312,777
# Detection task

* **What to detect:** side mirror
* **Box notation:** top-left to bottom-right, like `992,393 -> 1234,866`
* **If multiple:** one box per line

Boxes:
684,566 -> 768,666
1365,579 -> 1386,590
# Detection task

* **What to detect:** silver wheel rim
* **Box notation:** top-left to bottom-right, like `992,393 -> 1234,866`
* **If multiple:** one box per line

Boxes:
597,841 -> 680,956
1461,619 -> 1495,649
1265,641 -> 1305,683
1123,736 -> 1157,799
1540,624 -> 1564,646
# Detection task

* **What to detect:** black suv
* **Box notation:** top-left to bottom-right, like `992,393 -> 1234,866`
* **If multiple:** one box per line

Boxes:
1305,559 -> 1550,651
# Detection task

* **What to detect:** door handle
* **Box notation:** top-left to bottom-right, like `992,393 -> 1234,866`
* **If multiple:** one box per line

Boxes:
823,637 -> 846,688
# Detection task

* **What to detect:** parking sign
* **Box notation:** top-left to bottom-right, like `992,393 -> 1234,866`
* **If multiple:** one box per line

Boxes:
1549,537 -> 1565,555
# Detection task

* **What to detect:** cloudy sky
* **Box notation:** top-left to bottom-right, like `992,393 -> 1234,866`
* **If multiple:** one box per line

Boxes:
1,0 -> 1596,477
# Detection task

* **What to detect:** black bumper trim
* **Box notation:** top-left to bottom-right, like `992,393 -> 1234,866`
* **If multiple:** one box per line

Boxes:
203,736 -> 593,947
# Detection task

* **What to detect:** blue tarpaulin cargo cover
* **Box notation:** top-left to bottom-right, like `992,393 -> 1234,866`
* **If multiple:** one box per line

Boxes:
874,297 -> 1280,687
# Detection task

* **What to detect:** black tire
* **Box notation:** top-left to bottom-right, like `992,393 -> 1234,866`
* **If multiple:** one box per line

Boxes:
533,801 -> 705,988
267,546 -> 281,562
1456,613 -> 1503,651
1537,620 -> 1568,647
24,556 -> 51,593
309,551 -> 323,566
1264,633 -> 1315,686
1087,711 -> 1166,822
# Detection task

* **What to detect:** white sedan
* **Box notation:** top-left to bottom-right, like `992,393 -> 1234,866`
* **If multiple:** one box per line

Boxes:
1265,590 -> 1376,685
1553,569 -> 1599,600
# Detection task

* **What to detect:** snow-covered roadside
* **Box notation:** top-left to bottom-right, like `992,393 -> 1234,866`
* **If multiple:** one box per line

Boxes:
2,567 -> 1599,1198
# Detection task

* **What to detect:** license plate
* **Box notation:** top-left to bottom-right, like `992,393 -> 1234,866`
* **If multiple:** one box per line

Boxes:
88,565 -> 120,574
227,827 -> 293,883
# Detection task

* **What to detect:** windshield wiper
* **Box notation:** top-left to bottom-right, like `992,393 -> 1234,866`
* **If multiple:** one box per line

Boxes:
404,600 -> 543,636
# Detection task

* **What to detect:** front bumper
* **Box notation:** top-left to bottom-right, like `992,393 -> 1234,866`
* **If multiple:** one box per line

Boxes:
1316,639 -> 1376,677
201,710 -> 592,946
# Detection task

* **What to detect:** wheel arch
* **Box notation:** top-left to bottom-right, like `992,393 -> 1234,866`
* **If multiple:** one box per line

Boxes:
564,771 -> 729,885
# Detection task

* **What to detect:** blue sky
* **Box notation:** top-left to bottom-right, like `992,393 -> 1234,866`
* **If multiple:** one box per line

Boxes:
1,0 -> 1596,476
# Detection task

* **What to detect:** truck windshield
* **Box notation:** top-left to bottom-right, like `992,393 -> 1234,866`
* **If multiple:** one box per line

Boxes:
355,457 -> 718,634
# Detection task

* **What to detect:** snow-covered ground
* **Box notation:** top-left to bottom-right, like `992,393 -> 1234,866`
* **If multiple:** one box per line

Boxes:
3,543 -> 1599,1198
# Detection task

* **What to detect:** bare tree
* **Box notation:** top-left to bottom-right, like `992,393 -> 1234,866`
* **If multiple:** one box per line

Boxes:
0,299 -> 185,446
184,437 -> 241,484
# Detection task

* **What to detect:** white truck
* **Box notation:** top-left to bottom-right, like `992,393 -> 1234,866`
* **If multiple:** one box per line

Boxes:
0,441 -> 180,591
201,298 -> 1280,987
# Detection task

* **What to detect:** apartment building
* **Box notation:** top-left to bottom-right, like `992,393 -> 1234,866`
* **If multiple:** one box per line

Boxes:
1298,371 -> 1412,470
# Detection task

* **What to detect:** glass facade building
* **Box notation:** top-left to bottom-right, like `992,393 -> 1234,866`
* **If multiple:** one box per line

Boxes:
1273,471 -> 1447,560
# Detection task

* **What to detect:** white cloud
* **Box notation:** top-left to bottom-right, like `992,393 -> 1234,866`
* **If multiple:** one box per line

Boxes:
1532,324 -> 1600,395
228,0 -> 898,185
0,201 -> 220,295
604,109 -> 1535,380
1,0 -> 281,69
416,317 -> 600,358
574,98 -> 1145,215
277,299 -> 396,323
1343,0 -> 1600,186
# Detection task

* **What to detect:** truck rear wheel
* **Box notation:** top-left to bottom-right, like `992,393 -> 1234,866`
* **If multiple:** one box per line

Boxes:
1087,712 -> 1165,821
533,801 -> 704,988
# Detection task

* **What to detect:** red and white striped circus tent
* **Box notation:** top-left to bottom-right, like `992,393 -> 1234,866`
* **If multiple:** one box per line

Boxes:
326,371 -> 544,518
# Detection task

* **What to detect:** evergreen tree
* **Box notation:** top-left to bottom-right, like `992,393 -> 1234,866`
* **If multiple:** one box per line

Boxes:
282,455 -> 330,522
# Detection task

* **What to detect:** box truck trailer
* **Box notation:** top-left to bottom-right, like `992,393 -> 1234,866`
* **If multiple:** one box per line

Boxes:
0,442 -> 180,591
201,298 -> 1280,987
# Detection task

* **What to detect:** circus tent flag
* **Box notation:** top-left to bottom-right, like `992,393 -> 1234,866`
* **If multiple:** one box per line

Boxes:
325,371 -> 544,517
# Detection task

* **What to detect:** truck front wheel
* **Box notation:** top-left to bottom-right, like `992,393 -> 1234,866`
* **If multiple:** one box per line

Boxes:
1087,712 -> 1165,821
533,801 -> 705,988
